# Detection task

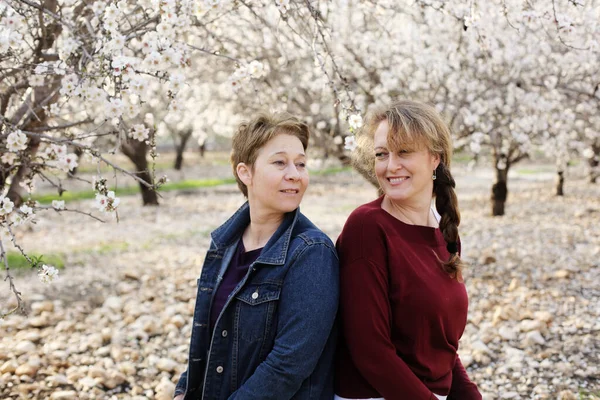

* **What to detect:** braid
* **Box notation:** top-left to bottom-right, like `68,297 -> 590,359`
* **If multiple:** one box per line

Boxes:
434,163 -> 464,281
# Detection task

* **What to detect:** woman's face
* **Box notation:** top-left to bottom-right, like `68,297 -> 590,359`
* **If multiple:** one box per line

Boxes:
241,133 -> 309,216
373,121 -> 439,206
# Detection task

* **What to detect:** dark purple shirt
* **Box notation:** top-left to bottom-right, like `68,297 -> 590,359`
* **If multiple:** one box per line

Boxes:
210,240 -> 262,330
335,196 -> 481,399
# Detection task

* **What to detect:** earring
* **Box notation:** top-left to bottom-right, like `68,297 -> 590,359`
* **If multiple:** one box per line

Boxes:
432,169 -> 437,180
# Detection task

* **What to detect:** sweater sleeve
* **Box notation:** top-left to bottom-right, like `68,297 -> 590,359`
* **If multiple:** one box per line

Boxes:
448,356 -> 482,400
338,211 -> 435,400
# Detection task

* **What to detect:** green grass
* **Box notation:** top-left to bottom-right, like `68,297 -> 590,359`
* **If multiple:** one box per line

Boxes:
32,177 -> 237,204
311,166 -> 352,175
515,166 -> 556,175
5,251 -> 65,270
452,152 -> 474,164
32,167 -> 350,204
579,389 -> 600,399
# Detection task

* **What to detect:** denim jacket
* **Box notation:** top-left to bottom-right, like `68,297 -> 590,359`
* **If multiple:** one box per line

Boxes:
175,202 -> 339,400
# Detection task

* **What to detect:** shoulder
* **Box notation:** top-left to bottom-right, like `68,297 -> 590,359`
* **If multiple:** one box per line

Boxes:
291,212 -> 336,251
341,198 -> 388,237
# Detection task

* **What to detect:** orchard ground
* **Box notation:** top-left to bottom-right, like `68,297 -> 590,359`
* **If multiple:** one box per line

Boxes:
0,153 -> 599,400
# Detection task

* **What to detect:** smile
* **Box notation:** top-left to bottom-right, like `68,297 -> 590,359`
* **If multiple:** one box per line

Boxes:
280,189 -> 300,194
388,177 -> 409,185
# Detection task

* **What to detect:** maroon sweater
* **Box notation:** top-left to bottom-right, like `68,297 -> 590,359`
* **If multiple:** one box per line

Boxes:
334,197 -> 481,400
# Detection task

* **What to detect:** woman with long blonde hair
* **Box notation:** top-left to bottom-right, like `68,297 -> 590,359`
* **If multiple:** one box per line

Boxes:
334,100 -> 481,400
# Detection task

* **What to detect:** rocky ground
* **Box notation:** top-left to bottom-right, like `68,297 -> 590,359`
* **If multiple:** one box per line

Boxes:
0,164 -> 599,400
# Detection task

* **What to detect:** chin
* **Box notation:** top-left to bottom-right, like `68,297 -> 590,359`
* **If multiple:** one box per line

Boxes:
278,200 -> 301,213
385,190 -> 411,202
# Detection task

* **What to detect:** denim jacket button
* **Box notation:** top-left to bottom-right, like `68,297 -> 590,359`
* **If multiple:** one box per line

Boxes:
216,366 -> 224,374
251,291 -> 259,299
221,330 -> 228,337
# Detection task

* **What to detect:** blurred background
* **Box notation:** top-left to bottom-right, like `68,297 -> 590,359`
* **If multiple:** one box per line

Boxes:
1,0 -> 599,399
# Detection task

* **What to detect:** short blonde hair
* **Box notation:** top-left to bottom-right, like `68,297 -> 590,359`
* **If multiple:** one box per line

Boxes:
231,112 -> 310,197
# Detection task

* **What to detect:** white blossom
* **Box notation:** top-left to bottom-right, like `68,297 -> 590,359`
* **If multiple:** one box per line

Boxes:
6,130 -> 28,152
129,124 -> 150,141
0,197 -> 15,216
248,60 -> 265,78
52,200 -> 66,210
38,264 -> 59,284
105,98 -> 124,119
344,135 -> 357,151
348,114 -> 363,130
96,191 -> 120,213
29,75 -> 45,87
1,152 -> 18,165
19,205 -> 33,215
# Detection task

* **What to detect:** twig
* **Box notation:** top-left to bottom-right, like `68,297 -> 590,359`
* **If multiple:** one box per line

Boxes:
0,237 -> 26,318
550,0 -> 588,50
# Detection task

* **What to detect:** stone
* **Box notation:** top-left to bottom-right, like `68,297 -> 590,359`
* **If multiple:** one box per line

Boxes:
554,270 -> 570,279
557,390 -> 577,400
156,358 -> 178,373
171,315 -> 186,329
46,374 -> 70,387
523,330 -> 546,346
50,390 -> 78,400
31,301 -> 54,314
0,360 -> 18,374
28,316 -> 50,328
155,377 -> 176,400
15,363 -> 39,377
518,319 -> 544,332
15,341 -> 36,355
104,296 -> 123,311
103,371 -> 127,389
499,326 -> 518,341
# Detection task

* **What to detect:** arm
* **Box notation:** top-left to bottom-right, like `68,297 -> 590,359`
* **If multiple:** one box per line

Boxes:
340,257 -> 435,400
448,356 -> 482,400
228,242 -> 339,400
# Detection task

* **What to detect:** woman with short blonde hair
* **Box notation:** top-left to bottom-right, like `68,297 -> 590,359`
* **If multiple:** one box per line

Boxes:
175,112 -> 339,400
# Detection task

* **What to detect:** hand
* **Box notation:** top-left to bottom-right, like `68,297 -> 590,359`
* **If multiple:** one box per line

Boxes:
174,395 -> 184,400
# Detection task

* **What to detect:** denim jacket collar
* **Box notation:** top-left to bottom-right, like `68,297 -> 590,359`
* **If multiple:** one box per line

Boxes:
210,201 -> 300,266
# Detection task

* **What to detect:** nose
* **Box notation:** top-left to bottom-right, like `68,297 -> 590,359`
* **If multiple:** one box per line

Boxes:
285,163 -> 301,181
387,153 -> 404,171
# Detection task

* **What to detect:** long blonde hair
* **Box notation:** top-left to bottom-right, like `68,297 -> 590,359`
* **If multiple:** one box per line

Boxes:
354,100 -> 464,280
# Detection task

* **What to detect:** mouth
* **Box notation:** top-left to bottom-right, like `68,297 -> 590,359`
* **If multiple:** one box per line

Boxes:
280,189 -> 300,194
387,177 -> 409,185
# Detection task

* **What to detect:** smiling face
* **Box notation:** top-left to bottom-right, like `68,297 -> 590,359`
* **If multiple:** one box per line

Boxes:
373,121 -> 440,207
237,133 -> 309,217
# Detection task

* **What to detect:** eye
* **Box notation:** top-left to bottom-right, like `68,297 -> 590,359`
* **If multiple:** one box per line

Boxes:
295,162 -> 306,168
375,151 -> 388,159
273,160 -> 285,166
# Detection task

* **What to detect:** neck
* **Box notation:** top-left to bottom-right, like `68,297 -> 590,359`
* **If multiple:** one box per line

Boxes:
243,203 -> 285,251
382,195 -> 436,227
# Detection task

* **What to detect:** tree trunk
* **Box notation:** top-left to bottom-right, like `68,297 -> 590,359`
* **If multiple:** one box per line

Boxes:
589,142 -> 599,183
174,130 -> 193,170
121,137 -> 159,206
556,170 -> 564,196
491,167 -> 509,216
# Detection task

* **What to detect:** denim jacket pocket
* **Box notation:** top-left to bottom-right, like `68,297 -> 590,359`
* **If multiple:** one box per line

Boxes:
234,283 -> 281,342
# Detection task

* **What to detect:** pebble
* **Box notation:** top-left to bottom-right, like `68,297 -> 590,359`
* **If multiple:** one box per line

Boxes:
0,174 -> 598,398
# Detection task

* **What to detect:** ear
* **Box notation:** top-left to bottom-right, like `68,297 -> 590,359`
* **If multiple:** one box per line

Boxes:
236,162 -> 252,186
431,152 -> 441,170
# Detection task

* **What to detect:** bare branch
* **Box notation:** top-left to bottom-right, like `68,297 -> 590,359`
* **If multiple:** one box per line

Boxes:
0,237 -> 26,318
